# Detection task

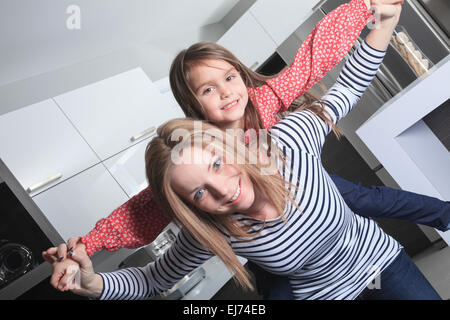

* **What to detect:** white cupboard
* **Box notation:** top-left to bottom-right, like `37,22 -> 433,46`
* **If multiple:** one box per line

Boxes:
33,163 -> 129,241
250,0 -> 320,46
0,67 -> 182,245
218,11 -> 277,69
103,137 -> 150,198
0,99 -> 100,197
54,68 -> 182,161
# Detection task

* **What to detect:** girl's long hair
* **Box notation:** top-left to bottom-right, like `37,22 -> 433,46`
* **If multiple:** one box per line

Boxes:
145,118 -> 300,290
169,42 -> 342,137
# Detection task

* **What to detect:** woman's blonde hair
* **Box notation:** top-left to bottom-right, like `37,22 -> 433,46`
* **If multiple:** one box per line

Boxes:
145,118 -> 300,290
169,41 -> 342,138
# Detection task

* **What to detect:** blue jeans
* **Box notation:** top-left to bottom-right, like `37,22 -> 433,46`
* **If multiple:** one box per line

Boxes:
249,174 -> 450,300
356,249 -> 441,300
331,174 -> 450,231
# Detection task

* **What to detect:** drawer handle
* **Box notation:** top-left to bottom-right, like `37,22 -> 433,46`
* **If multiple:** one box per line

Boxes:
130,126 -> 156,142
27,173 -> 63,193
250,62 -> 259,70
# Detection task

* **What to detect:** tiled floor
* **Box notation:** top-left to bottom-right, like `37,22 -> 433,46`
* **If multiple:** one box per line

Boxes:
412,240 -> 450,300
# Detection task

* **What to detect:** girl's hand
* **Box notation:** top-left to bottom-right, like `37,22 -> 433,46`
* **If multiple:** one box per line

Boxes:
42,244 -> 103,298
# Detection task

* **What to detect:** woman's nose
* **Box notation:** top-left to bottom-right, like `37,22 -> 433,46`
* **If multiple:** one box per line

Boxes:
208,178 -> 229,199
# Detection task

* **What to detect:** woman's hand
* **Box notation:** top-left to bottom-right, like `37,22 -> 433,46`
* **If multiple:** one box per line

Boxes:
371,0 -> 403,25
42,243 -> 103,298
366,0 -> 403,51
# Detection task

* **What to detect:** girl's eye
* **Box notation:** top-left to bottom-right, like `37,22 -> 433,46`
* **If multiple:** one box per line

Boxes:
226,75 -> 235,81
194,189 -> 204,201
203,87 -> 214,94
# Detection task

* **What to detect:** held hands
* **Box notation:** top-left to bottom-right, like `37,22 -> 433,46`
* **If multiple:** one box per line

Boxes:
42,239 -> 103,298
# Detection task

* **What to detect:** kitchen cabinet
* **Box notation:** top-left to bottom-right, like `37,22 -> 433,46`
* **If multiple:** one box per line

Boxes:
103,137 -> 150,198
0,99 -> 100,197
0,67 -> 182,255
54,68 -> 182,161
250,0 -> 320,46
153,76 -> 181,110
33,163 -> 129,241
218,11 -> 277,70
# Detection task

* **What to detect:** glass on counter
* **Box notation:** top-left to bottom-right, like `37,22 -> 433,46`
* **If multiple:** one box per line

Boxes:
390,25 -> 434,77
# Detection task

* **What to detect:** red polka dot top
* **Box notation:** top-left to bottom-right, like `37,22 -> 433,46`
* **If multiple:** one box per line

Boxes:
80,0 -> 371,256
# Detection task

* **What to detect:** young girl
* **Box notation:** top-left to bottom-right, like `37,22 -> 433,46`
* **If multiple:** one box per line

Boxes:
54,3 -> 443,299
44,0 -> 449,298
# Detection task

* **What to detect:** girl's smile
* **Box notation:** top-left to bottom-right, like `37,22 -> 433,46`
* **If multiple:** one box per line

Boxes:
222,99 -> 240,112
188,59 -> 248,130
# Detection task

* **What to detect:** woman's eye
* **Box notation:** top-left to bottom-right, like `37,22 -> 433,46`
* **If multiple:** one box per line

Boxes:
194,189 -> 204,201
226,75 -> 235,81
213,158 -> 222,169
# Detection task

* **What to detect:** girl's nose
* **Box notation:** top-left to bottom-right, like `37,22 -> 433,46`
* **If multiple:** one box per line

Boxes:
219,85 -> 232,99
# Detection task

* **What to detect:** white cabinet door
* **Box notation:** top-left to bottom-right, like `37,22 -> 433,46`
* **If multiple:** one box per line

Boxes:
154,76 -> 181,110
33,163 -> 129,241
218,11 -> 277,69
103,137 -> 150,198
54,68 -> 183,161
0,99 -> 100,196
250,0 -> 320,46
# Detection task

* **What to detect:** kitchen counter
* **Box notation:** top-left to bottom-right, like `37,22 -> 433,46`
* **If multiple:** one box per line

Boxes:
357,54 -> 450,245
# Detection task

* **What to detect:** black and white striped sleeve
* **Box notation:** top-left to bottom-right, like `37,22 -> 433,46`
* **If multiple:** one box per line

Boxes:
271,40 -> 386,158
97,228 -> 213,300
321,39 -> 386,125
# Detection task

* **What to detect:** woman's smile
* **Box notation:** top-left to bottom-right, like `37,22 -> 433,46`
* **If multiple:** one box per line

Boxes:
226,178 -> 242,205
169,146 -> 256,216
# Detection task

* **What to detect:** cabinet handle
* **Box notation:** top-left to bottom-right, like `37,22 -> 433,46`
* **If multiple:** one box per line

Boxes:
27,173 -> 63,193
130,126 -> 156,142
250,62 -> 259,70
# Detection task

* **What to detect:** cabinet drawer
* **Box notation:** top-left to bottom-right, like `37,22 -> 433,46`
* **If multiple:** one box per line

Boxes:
33,163 -> 128,241
0,99 -> 100,196
54,68 -> 182,161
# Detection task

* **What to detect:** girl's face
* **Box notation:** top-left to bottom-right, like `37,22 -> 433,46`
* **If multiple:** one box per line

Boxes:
188,59 -> 249,130
169,146 -> 256,216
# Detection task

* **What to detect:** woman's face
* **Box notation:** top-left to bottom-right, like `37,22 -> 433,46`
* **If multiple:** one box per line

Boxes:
188,59 -> 249,130
169,145 -> 256,215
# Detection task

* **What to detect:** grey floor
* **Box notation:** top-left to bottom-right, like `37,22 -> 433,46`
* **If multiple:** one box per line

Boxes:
413,240 -> 450,300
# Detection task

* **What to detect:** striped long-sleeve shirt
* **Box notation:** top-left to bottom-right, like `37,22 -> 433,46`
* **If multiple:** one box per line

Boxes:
98,40 -> 402,300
